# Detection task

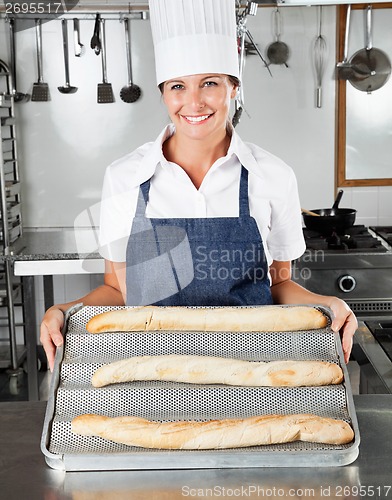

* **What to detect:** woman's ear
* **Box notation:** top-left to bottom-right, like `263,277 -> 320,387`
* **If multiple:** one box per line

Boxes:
230,85 -> 238,100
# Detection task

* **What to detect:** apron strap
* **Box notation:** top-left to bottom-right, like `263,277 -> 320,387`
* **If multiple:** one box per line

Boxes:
135,166 -> 250,218
239,166 -> 250,218
135,179 -> 151,217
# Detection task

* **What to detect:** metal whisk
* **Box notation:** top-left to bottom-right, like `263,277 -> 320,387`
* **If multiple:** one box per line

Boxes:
313,6 -> 327,108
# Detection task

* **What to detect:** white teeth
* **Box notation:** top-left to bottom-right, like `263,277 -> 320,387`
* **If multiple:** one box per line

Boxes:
184,115 -> 210,122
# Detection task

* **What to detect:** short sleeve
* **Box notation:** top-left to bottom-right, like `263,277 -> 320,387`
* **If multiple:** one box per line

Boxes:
98,165 -> 138,262
267,168 -> 306,262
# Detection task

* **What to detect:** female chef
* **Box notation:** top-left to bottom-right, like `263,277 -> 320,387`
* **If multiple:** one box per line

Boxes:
40,0 -> 357,371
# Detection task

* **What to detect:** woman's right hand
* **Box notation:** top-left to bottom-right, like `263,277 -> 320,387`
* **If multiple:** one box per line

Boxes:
39,264 -> 125,371
40,307 -> 65,372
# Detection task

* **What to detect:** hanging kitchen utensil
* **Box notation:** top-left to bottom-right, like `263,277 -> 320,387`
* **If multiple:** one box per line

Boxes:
232,15 -> 246,127
313,6 -> 327,108
232,1 -> 269,127
58,20 -> 78,94
336,5 -> 371,81
97,18 -> 114,104
336,5 -> 353,80
8,19 -> 28,102
348,5 -> 391,93
232,101 -> 243,128
266,7 -> 290,68
31,19 -> 50,102
302,190 -> 357,235
120,17 -> 141,103
90,13 -> 101,56
235,2 -> 272,80
73,18 -> 85,57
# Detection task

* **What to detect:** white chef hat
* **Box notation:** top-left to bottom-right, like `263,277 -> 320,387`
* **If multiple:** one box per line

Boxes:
149,0 -> 240,86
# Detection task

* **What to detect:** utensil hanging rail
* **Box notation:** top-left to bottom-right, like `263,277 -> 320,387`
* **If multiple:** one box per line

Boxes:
0,11 -> 149,21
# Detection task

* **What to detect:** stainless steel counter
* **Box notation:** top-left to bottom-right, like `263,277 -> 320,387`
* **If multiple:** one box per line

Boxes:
9,229 -> 104,275
1,396 -> 392,500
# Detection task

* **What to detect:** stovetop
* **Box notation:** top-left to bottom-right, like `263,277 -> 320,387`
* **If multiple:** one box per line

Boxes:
365,320 -> 392,361
370,226 -> 392,247
303,225 -> 391,253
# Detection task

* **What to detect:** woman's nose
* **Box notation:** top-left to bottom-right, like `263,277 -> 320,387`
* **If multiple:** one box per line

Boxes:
188,88 -> 205,109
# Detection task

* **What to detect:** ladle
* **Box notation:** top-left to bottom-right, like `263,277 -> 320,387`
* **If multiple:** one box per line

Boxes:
58,19 -> 78,94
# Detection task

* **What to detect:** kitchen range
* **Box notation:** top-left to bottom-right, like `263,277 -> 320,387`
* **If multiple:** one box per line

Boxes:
294,225 -> 392,394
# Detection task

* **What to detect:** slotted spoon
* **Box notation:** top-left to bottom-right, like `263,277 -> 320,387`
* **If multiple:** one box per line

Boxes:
120,18 -> 141,103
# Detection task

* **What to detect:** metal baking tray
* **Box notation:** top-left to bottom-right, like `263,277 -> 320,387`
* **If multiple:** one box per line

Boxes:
41,304 -> 360,471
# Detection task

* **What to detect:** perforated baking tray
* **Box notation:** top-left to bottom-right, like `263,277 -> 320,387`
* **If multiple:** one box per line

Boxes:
41,304 -> 360,471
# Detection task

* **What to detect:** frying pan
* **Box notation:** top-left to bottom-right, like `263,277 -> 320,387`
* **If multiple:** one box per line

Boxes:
302,190 -> 357,235
348,5 -> 391,93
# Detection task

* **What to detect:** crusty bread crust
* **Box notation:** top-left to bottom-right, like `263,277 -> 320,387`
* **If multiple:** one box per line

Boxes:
86,306 -> 328,333
71,413 -> 354,449
91,355 -> 343,388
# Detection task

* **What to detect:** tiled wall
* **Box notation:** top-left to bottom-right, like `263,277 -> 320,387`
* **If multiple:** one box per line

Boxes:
338,186 -> 392,227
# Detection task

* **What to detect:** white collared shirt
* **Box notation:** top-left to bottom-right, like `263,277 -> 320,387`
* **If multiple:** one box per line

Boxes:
98,124 -> 305,265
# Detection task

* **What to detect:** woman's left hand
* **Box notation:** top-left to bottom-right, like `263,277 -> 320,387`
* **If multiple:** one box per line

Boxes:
269,264 -> 358,364
328,297 -> 358,364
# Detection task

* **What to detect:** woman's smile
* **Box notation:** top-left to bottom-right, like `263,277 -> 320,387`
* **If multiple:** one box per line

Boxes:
180,113 -> 214,124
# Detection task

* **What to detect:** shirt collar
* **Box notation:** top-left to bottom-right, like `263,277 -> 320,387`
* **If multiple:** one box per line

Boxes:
132,124 -> 175,186
133,123 -> 262,187
227,127 -> 263,179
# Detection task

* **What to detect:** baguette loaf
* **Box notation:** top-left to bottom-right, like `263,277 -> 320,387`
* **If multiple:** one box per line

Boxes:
71,413 -> 354,449
91,355 -> 343,388
86,305 -> 328,333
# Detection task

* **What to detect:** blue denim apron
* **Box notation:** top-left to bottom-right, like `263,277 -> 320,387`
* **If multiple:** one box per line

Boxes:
126,166 -> 273,306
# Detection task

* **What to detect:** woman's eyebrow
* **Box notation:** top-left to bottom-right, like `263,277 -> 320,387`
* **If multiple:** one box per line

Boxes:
165,79 -> 185,85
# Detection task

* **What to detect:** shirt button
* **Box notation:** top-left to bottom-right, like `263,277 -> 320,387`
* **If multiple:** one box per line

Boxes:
196,193 -> 206,215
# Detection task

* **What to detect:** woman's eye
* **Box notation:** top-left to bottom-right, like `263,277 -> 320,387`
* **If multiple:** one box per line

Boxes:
170,84 -> 184,90
204,81 -> 218,87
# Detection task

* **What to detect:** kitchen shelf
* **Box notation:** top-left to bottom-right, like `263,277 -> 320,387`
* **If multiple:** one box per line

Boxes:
0,116 -> 16,126
0,59 -> 27,394
0,282 -> 22,306
4,181 -> 20,197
